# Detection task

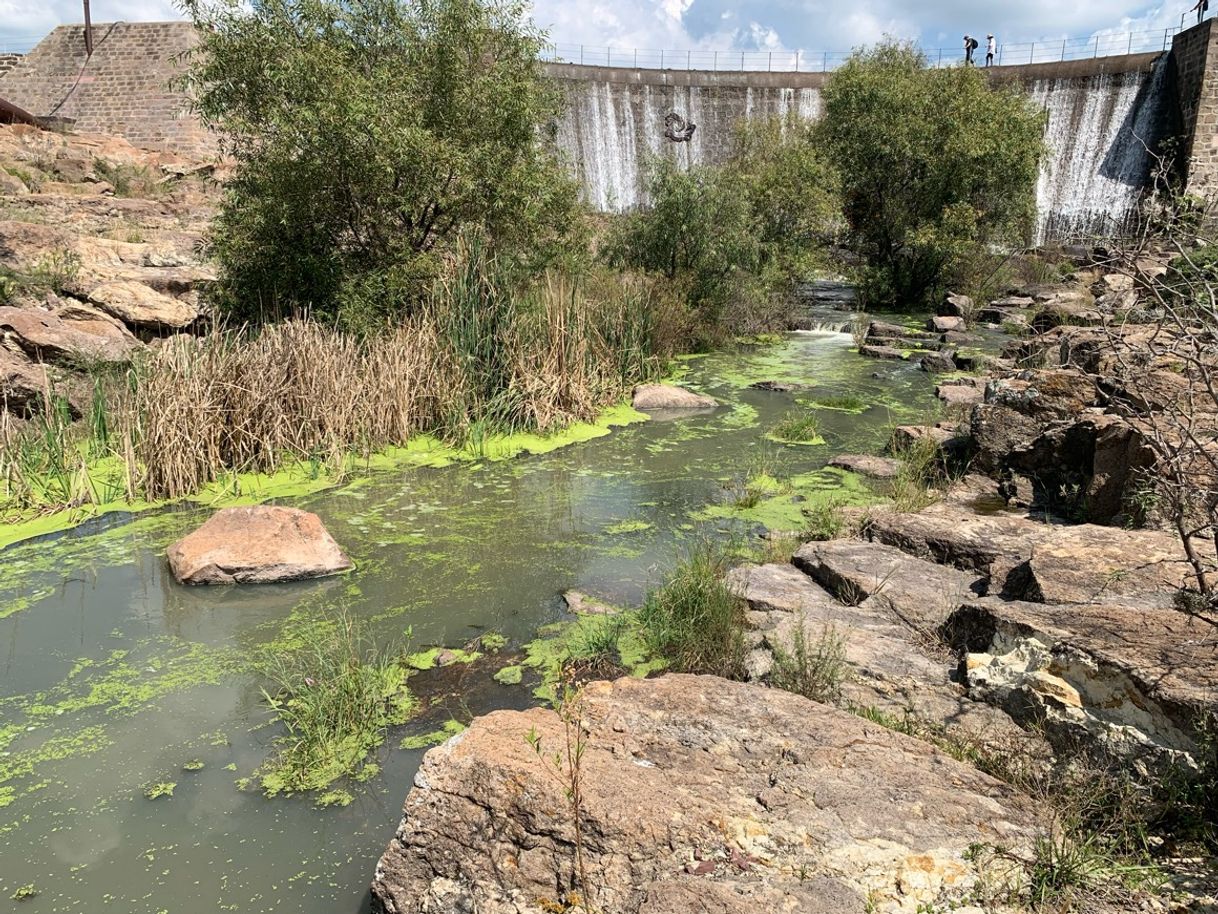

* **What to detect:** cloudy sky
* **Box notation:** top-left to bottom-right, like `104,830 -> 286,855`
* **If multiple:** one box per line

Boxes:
0,0 -> 1196,55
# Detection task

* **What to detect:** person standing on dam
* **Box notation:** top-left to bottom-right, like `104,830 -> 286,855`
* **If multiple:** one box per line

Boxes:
964,34 -> 978,64
1195,0 -> 1211,24
986,34 -> 996,65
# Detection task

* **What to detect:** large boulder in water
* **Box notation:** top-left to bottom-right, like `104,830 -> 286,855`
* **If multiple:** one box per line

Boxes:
631,383 -> 716,410
167,506 -> 353,585
370,674 -> 1042,914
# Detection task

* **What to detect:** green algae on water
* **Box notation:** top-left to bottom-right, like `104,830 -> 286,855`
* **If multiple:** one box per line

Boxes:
604,519 -> 653,535
493,664 -> 524,685
400,719 -> 466,750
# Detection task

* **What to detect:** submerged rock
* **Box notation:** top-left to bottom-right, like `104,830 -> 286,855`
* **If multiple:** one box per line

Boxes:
631,383 -> 716,410
370,674 -> 1041,914
748,379 -> 798,392
167,506 -> 353,585
827,453 -> 901,479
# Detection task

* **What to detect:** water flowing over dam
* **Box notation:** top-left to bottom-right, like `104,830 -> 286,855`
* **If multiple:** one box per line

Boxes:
545,55 -> 1175,241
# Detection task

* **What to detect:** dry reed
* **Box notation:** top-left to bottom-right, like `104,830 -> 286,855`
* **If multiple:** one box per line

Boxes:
1,249 -> 670,508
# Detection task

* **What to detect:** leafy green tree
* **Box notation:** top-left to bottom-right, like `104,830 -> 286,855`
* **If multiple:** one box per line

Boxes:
819,41 -> 1045,309
724,116 -> 840,278
183,0 -> 581,325
604,157 -> 759,322
605,124 -> 837,329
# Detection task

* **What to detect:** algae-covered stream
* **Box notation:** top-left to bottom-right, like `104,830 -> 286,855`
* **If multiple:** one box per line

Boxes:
0,328 -> 941,913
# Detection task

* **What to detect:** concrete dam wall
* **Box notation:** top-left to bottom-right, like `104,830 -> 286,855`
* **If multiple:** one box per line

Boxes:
545,55 -> 1174,241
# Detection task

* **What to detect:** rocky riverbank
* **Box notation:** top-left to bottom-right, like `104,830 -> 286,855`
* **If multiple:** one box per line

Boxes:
0,123 -> 216,413
370,255 -> 1218,913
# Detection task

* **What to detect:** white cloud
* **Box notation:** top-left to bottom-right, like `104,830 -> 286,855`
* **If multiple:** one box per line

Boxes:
0,0 -> 1187,59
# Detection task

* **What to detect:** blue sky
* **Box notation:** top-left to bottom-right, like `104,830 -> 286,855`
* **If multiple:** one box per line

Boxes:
0,1 -> 1195,55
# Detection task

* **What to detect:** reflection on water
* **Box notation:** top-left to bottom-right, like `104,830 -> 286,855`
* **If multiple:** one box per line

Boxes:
0,331 -> 938,913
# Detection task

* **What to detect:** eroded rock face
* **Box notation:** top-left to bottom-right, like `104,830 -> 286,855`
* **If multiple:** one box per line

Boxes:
371,674 -> 1042,914
166,506 -> 353,585
945,598 -> 1218,764
631,384 -> 716,410
0,346 -> 49,415
729,563 -> 1035,745
0,304 -> 141,364
87,280 -> 200,331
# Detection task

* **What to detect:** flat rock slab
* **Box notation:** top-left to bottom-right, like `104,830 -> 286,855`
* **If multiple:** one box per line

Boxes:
828,453 -> 901,478
946,598 -> 1218,762
631,383 -> 716,410
858,343 -> 906,360
167,505 -> 353,585
371,674 -> 1041,914
866,508 -> 1192,605
794,540 -> 984,633
936,383 -> 983,408
731,564 -> 1035,742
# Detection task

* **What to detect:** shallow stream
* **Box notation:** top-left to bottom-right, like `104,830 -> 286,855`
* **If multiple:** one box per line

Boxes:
0,327 -> 942,913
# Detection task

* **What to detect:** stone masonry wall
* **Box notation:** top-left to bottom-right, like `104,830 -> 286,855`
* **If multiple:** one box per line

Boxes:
0,22 -> 214,157
1171,19 -> 1218,199
0,55 -> 21,78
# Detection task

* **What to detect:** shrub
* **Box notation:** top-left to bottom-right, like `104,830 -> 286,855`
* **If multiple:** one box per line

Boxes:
819,41 -> 1045,310
184,0 -> 581,324
637,542 -> 747,678
770,619 -> 847,703
605,158 -> 759,329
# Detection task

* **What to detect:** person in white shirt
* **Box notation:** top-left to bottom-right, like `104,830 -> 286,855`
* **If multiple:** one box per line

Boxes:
986,34 -> 996,66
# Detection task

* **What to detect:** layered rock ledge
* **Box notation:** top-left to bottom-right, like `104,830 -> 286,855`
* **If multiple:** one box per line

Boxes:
371,674 -> 1041,914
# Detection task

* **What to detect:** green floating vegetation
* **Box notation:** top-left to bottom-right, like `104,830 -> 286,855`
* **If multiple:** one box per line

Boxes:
400,719 -> 467,750
522,611 -> 665,702
142,781 -> 176,800
10,884 -> 38,902
478,632 -> 508,652
493,664 -> 524,685
315,788 -> 354,808
181,759 -> 205,772
694,466 -> 880,532
604,519 -> 653,535
404,647 -> 481,672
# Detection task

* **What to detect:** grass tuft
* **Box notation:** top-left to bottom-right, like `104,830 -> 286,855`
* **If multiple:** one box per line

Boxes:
637,542 -> 747,678
254,610 -> 415,796
768,409 -> 825,445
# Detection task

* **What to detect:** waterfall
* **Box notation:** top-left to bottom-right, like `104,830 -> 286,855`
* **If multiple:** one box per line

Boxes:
554,78 -> 822,211
1030,59 -> 1172,241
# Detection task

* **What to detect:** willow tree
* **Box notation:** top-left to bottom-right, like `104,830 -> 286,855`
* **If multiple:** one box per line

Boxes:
819,41 -> 1045,309
182,0 -> 580,326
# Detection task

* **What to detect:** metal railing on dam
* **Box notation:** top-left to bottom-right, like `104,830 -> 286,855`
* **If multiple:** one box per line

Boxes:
541,25 -> 1188,73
